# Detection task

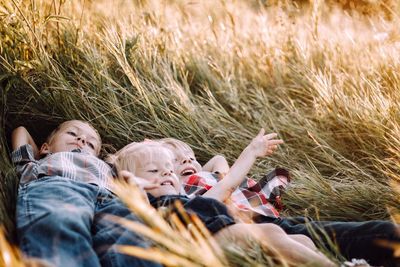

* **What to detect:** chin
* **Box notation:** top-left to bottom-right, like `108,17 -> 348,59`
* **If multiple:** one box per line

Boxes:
151,187 -> 179,197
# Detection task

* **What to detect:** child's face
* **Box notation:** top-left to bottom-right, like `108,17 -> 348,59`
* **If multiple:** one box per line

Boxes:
135,147 -> 181,197
40,121 -> 101,156
173,147 -> 202,181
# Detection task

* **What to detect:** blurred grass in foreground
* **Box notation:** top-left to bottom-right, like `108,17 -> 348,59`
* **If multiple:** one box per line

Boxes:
0,0 -> 399,265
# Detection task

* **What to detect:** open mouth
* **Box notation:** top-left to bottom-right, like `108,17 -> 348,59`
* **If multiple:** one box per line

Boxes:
180,167 -> 196,176
161,180 -> 174,186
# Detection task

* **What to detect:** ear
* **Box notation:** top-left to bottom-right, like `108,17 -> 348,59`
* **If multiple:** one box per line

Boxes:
39,143 -> 51,156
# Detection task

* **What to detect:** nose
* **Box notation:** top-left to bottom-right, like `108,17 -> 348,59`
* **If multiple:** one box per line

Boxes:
76,135 -> 87,145
181,157 -> 192,164
162,169 -> 173,177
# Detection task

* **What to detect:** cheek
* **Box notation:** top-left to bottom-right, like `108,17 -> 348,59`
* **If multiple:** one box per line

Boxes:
135,171 -> 149,179
178,176 -> 187,187
147,187 -> 161,197
173,162 -> 179,170
174,162 -> 183,172
173,177 -> 181,190
194,162 -> 202,171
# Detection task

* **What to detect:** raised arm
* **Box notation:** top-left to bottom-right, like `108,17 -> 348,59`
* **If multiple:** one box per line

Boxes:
202,155 -> 230,174
204,128 -> 283,202
12,126 -> 39,159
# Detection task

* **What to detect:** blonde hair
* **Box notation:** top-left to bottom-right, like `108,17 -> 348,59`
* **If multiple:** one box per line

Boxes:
158,138 -> 195,156
110,141 -> 174,175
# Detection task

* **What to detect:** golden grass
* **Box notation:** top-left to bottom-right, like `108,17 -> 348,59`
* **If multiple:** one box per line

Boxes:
1,0 -> 399,265
110,181 -> 229,267
0,227 -> 24,267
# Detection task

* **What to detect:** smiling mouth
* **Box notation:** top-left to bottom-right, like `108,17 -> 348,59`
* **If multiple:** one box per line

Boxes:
180,168 -> 196,176
161,181 -> 173,186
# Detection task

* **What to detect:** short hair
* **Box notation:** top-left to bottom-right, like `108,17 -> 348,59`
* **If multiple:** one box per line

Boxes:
111,142 -> 173,174
46,120 -> 102,154
158,138 -> 194,156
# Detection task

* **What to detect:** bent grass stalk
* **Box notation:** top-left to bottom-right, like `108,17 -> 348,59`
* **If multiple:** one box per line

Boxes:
0,227 -> 24,267
111,180 -> 297,267
1,0 -> 400,265
110,180 -> 228,266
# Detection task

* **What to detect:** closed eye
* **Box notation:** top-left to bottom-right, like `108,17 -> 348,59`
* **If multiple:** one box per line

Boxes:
148,169 -> 158,173
67,131 -> 77,136
87,142 -> 95,149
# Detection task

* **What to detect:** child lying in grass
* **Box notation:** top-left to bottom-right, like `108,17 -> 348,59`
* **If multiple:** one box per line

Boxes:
158,133 -> 290,221
112,139 -> 336,266
163,128 -> 283,203
156,132 -> 397,267
11,121 -> 160,267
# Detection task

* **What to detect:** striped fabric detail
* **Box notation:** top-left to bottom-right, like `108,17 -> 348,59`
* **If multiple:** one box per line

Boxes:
11,144 -> 114,189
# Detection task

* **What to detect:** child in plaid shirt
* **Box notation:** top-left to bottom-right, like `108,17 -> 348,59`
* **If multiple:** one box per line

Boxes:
11,120 -> 161,267
157,132 -> 399,267
112,138 -> 336,266
158,133 -> 290,221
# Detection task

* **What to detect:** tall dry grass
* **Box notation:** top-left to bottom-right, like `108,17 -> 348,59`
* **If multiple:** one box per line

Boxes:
0,0 -> 399,265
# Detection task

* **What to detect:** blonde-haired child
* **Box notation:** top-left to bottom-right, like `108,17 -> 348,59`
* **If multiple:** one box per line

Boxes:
157,133 -> 385,267
112,140 -> 335,267
158,131 -> 290,220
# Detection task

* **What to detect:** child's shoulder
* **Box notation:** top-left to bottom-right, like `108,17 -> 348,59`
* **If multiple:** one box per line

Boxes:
11,143 -> 35,163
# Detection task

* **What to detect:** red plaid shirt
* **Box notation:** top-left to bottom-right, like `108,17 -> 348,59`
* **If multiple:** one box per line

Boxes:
182,168 -> 290,219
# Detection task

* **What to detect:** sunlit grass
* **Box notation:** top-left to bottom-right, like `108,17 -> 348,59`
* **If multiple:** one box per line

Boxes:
1,0 -> 399,265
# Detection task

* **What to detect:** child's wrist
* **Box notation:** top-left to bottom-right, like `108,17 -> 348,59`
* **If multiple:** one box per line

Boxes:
243,146 -> 258,159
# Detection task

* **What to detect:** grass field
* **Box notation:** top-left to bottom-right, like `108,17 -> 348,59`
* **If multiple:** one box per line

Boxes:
1,0 -> 399,266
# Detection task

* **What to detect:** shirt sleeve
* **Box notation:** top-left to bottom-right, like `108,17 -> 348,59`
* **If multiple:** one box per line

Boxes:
11,144 -> 38,180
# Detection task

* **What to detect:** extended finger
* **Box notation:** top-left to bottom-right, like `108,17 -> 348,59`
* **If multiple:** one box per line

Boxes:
119,170 -> 134,182
268,144 -> 278,150
267,139 -> 284,145
266,147 -> 277,154
264,133 -> 278,140
135,176 -> 158,185
257,128 -> 265,138
136,178 -> 159,189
